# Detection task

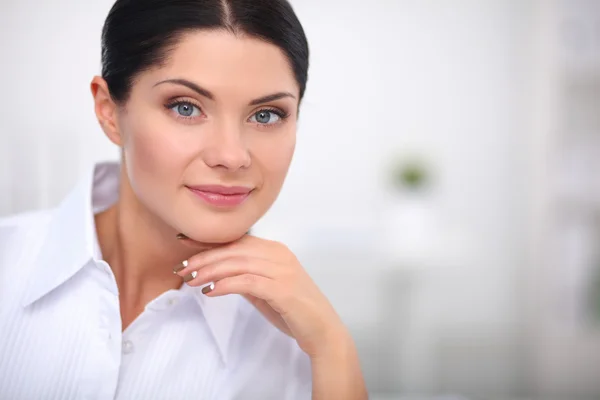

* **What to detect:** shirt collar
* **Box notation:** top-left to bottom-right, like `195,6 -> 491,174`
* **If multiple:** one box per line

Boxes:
21,162 -> 100,308
21,161 -> 239,365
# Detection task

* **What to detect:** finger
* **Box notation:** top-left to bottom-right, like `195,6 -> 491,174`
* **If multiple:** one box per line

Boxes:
175,236 -> 277,276
182,256 -> 284,287
204,274 -> 286,305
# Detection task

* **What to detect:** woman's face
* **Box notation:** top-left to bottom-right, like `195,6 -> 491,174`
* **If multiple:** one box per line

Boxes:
107,30 -> 299,243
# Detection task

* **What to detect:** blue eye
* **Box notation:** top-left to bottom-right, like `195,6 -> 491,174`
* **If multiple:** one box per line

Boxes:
169,102 -> 201,118
250,110 -> 282,125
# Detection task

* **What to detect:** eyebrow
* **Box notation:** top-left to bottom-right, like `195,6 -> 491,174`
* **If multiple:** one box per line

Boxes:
153,78 -> 296,106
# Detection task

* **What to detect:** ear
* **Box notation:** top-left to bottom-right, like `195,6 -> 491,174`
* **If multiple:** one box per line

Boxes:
91,76 -> 123,147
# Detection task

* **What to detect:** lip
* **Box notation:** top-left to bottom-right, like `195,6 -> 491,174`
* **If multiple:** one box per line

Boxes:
186,185 -> 253,208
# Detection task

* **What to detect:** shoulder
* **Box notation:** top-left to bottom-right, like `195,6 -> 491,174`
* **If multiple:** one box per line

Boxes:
0,209 -> 53,255
0,208 -> 53,229
0,209 -> 53,286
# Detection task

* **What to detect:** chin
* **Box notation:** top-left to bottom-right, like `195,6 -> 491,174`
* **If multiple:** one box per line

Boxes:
192,230 -> 247,244
178,217 -> 250,243
172,204 -> 261,244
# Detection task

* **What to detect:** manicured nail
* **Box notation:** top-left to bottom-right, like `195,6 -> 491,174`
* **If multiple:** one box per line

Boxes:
202,283 -> 215,295
176,233 -> 188,240
183,271 -> 197,283
173,260 -> 188,275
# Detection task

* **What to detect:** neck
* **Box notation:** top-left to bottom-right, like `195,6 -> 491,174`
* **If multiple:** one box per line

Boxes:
95,166 -> 216,324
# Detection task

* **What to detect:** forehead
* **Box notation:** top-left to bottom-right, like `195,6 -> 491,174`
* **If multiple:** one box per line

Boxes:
140,30 -> 299,100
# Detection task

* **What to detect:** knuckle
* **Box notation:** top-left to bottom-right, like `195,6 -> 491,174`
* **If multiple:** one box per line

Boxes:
279,267 -> 297,280
275,241 -> 290,253
273,242 -> 296,261
237,255 -> 251,269
240,274 -> 257,286
265,239 -> 287,252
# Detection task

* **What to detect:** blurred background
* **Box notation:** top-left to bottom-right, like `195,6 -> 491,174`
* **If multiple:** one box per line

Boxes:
1,0 -> 600,399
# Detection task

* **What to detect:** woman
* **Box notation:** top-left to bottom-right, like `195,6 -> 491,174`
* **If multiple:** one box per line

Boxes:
0,0 -> 367,399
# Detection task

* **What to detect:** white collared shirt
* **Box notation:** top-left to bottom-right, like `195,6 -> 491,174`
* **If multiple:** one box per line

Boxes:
0,162 -> 311,400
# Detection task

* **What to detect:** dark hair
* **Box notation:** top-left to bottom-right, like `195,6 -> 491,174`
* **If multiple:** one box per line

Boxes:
101,0 -> 309,104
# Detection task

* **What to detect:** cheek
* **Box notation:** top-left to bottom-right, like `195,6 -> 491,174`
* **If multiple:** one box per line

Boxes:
120,115 -> 194,200
253,131 -> 296,191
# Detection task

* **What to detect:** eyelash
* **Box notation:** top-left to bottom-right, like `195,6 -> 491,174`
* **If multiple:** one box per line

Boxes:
252,107 -> 291,126
163,99 -> 203,121
163,99 -> 290,127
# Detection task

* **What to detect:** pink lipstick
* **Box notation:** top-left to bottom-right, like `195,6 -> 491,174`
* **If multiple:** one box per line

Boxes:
186,185 -> 253,208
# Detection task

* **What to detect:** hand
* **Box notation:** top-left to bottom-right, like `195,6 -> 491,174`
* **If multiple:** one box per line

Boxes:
175,234 -> 368,399
174,234 -> 349,357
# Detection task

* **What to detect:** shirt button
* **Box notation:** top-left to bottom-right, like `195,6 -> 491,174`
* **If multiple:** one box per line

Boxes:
122,340 -> 134,354
168,297 -> 179,306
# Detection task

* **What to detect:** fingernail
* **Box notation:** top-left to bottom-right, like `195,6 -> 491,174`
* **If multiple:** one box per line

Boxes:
176,233 -> 188,240
183,271 -> 197,283
202,282 -> 215,295
173,260 -> 188,275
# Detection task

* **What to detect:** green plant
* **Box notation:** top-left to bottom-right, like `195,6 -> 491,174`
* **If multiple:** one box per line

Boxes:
390,159 -> 429,191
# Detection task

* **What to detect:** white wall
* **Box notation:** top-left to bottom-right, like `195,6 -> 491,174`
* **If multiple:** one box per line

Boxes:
0,0 -> 533,396
0,0 -> 118,212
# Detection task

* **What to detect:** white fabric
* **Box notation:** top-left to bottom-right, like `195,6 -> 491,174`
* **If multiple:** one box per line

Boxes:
0,162 -> 311,400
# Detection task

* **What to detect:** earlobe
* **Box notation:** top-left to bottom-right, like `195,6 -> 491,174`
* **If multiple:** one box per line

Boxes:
90,76 -> 123,147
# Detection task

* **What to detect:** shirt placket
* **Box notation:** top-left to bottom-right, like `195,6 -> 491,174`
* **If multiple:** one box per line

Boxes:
82,260 -> 122,400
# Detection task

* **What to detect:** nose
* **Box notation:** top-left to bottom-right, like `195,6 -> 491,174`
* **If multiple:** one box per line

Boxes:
201,122 -> 251,171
